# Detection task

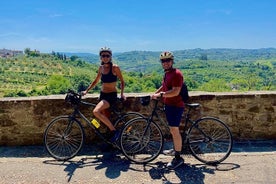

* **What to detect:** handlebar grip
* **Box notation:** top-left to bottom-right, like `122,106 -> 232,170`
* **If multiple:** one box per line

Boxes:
67,89 -> 82,98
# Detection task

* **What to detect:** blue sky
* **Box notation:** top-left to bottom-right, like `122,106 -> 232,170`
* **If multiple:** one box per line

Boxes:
0,0 -> 275,54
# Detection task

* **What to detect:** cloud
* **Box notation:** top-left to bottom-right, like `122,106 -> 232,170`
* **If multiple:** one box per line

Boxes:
206,9 -> 232,15
49,13 -> 63,18
0,32 -> 20,38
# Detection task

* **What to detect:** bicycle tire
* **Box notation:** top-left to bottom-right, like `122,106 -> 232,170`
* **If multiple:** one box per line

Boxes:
114,112 -> 145,130
44,116 -> 84,161
187,117 -> 233,165
120,117 -> 164,164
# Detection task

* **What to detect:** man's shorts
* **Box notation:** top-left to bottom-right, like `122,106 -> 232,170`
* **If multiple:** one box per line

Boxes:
164,105 -> 184,127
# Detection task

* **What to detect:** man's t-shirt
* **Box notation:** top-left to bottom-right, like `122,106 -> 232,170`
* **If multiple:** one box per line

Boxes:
162,68 -> 184,107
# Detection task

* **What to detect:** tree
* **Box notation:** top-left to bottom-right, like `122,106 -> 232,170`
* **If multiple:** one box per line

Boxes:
199,79 -> 231,92
70,55 -> 79,61
45,75 -> 72,94
245,74 -> 261,90
200,53 -> 208,61
70,74 -> 92,92
24,48 -> 31,56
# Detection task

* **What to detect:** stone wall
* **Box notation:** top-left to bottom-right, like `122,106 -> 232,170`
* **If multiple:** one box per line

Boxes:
0,91 -> 275,146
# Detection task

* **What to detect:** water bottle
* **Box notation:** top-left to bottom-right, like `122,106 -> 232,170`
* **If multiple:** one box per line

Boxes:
91,118 -> 100,128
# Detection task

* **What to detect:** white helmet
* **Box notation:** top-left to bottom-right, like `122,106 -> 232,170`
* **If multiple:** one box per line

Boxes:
99,47 -> 112,56
160,51 -> 174,60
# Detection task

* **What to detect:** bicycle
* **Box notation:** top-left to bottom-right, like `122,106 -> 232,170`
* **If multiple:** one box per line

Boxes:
43,90 -> 144,161
119,96 -> 233,165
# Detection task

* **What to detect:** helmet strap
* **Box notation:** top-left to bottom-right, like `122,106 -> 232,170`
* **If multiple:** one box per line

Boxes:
164,67 -> 174,72
101,61 -> 112,65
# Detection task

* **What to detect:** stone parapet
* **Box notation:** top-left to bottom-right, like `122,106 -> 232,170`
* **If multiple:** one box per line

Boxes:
0,91 -> 275,146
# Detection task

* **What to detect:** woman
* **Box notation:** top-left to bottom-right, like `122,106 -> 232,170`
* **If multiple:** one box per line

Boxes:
82,47 -> 125,142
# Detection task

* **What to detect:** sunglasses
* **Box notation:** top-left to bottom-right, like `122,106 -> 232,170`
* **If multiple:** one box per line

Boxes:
101,54 -> 111,58
160,59 -> 172,63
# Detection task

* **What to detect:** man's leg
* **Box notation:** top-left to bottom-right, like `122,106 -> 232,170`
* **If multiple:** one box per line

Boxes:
166,126 -> 184,169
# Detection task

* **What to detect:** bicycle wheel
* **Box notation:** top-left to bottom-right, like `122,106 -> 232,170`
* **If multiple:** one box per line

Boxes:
120,118 -> 164,164
44,116 -> 84,161
114,112 -> 145,130
188,117 -> 233,165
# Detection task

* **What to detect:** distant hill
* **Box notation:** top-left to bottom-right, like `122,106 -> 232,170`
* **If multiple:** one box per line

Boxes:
1,48 -> 275,97
70,48 -> 276,72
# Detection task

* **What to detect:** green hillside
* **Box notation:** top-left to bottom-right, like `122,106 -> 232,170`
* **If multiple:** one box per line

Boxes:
78,48 -> 276,72
0,48 -> 275,97
0,54 -> 98,97
80,48 -> 276,92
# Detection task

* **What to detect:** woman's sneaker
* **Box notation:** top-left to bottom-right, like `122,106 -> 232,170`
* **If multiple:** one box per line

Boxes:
109,130 -> 120,143
166,157 -> 184,170
163,149 -> 175,156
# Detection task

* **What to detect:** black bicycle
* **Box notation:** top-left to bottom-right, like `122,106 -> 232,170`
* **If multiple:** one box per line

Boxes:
43,90 -> 144,161
119,96 -> 233,165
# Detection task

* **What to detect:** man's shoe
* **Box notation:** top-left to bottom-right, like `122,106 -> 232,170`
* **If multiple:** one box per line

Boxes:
163,149 -> 175,156
166,157 -> 184,170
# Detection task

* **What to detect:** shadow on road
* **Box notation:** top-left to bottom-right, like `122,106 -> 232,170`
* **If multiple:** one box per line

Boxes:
89,153 -> 131,179
0,140 -> 275,158
145,161 -> 240,184
43,152 -> 131,182
0,140 -> 269,183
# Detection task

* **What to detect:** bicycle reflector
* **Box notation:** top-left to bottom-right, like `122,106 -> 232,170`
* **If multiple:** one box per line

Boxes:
140,96 -> 150,106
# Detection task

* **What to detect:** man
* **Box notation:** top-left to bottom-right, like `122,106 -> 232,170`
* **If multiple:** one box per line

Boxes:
151,51 -> 185,169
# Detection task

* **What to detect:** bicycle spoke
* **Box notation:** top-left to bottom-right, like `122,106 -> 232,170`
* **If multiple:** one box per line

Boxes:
44,116 -> 84,161
120,118 -> 163,164
114,112 -> 145,131
188,117 -> 233,164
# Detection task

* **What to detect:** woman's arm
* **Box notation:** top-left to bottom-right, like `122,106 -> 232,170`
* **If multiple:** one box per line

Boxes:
83,66 -> 101,95
114,65 -> 125,99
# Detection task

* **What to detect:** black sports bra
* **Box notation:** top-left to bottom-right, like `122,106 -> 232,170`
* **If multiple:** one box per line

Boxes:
101,63 -> 117,83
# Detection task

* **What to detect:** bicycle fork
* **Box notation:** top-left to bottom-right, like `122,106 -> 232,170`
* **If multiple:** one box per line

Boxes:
62,116 -> 76,139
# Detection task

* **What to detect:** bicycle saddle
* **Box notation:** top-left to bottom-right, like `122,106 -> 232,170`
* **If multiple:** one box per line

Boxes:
186,103 -> 200,108
140,96 -> 151,106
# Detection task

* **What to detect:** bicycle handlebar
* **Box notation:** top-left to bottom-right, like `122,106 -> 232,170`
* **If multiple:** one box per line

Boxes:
67,89 -> 80,96
66,89 -> 127,106
65,89 -> 82,105
139,94 -> 200,109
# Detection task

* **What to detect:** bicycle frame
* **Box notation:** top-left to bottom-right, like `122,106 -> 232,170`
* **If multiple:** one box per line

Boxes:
146,99 -> 201,142
69,101 -> 109,142
140,99 -> 167,136
44,90 -> 149,161
128,96 -> 233,164
69,98 -> 143,145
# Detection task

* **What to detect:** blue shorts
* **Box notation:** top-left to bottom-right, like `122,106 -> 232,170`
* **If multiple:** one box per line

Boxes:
165,105 -> 184,127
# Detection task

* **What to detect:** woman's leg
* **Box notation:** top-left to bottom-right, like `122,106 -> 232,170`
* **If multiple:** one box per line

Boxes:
93,100 -> 115,131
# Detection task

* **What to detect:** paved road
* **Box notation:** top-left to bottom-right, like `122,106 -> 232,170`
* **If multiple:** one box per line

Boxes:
0,141 -> 275,184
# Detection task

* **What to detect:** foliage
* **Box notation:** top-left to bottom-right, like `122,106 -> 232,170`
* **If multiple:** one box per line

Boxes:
0,48 -> 275,97
45,75 -> 72,94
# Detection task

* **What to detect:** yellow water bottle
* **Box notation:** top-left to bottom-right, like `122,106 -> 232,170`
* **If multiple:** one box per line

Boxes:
91,119 -> 100,128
